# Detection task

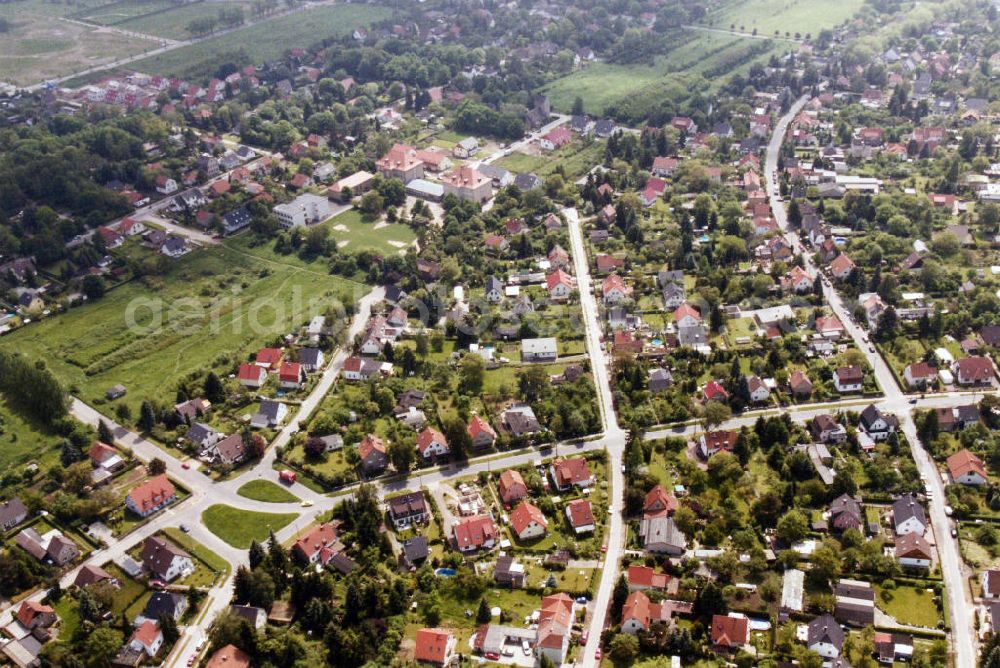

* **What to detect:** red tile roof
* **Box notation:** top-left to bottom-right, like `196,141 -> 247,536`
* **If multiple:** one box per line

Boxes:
358,434 -> 386,460
627,564 -> 670,590
498,470 -> 527,504
711,614 -> 749,647
414,628 -> 452,664
452,515 -> 497,550
127,475 -> 176,515
565,498 -> 594,528
467,415 -> 496,442
947,449 -> 987,482
293,522 -> 337,561
510,500 -> 547,536
643,484 -> 678,518
278,362 -> 301,383
16,600 -> 53,628
206,645 -> 252,668
552,457 -> 591,487
416,427 -> 447,456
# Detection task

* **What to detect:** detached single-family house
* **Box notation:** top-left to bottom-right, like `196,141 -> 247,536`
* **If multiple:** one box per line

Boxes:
522,337 -> 558,363
510,501 -> 548,540
498,470 -> 528,506
238,363 -> 267,389
416,427 -> 449,459
833,365 -> 864,393
807,614 -> 844,658
140,536 -> 193,581
452,515 -> 498,553
550,458 -> 592,491
892,495 -> 927,536
895,533 -> 933,569
126,475 -> 176,518
947,449 -> 988,486
565,499 -> 595,534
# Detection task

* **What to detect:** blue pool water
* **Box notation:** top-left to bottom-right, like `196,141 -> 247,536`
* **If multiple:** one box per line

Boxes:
435,568 -> 456,577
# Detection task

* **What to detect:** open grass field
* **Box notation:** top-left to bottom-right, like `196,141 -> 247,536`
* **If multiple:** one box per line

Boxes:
326,208 -> 417,256
114,1 -> 255,40
0,399 -> 63,471
702,0 -> 866,36
0,244 -> 362,415
0,6 -> 154,86
496,141 -> 604,181
237,479 -> 299,503
115,3 -> 390,79
542,30 -> 786,114
202,504 -> 298,548
73,0 -> 179,24
876,584 -> 942,628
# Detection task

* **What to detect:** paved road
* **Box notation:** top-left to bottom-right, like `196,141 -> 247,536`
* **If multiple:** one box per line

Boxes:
566,206 -> 627,666
474,114 -> 571,169
765,95 -> 976,668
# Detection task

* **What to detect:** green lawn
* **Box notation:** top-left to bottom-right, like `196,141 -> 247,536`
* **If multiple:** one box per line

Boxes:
876,584 -> 941,628
237,479 -> 299,503
102,4 -> 391,79
74,0 -> 180,24
161,528 -> 232,586
105,564 -> 148,617
704,0 -> 865,35
0,399 -> 63,470
496,142 -> 605,181
115,1 -> 254,39
51,594 -> 81,639
202,504 -> 298,548
0,243 -> 361,416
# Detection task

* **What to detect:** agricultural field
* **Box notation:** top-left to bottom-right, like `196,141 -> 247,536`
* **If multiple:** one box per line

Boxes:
114,3 -> 391,79
0,0 -> 155,86
702,0 -> 866,36
0,244 -> 362,415
72,0 -> 179,25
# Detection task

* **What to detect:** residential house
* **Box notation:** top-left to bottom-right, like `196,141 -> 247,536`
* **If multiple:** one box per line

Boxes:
565,499 -> 595,534
747,376 -> 770,403
292,522 -> 339,566
602,274 -> 632,304
238,363 -> 267,389
414,629 -> 455,666
621,591 -> 673,634
892,495 -> 927,536
540,128 -> 572,151
946,449 -> 988,486
648,368 -> 673,392
895,533 -> 933,569
789,370 -> 813,398
143,591 -> 188,622
205,646 -> 251,668
502,404 -> 541,437
452,137 -> 479,158
129,621 -> 163,657
833,365 -> 864,393
710,614 -> 750,652
467,415 -> 497,449
830,254 -> 855,280
904,362 -> 937,389
140,536 -> 193,581
0,497 -> 28,531
522,337 -> 557,363
278,362 -> 304,390
126,475 -> 176,518
298,348 -> 324,372
452,515 -> 498,553
643,485 -> 678,519
807,614 -> 844,658
545,269 -> 574,299
982,570 -> 1000,600
75,564 -> 119,589
859,404 -> 897,441
16,601 -> 56,630
388,492 -> 429,529
627,565 -> 671,592
494,554 -> 526,588
498,470 -> 528,506
954,356 -> 994,385
204,433 -> 248,465
229,605 -> 267,630
416,427 -> 449,459
550,458 -> 592,491
698,430 -> 738,459
829,494 -> 863,532
809,413 -> 847,443
358,434 -> 389,474
640,516 -> 686,555
510,501 -> 548,540
250,400 -> 287,429
535,594 -> 573,665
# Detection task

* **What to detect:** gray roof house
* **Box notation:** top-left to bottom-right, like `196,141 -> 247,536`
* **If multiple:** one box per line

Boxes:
648,368 -> 673,392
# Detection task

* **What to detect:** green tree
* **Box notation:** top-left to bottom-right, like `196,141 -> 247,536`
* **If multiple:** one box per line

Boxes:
147,457 -> 166,475
458,354 -> 485,395
612,574 -> 629,618
98,420 -> 114,443
138,400 -> 156,432
776,509 -> 808,544
609,633 -> 639,661
85,627 -> 123,668
477,597 -> 491,623
203,372 -> 225,404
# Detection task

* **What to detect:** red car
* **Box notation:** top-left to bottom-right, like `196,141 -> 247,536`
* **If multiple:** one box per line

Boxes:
600,543 -> 608,553
484,652 -> 500,660
150,579 -> 166,589
595,648 -> 602,660
181,462 -> 190,469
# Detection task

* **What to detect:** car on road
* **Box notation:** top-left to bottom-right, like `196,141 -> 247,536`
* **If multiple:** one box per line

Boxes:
868,345 -> 875,353
576,596 -> 588,604
484,652 -> 500,661
952,527 -> 958,538
600,543 -> 608,553
196,640 -> 206,651
187,655 -> 196,666
595,649 -> 602,660
909,398 -> 918,404
522,641 -> 531,656
301,500 -> 314,507
180,524 -> 190,533
182,462 -> 190,469
150,579 -> 166,589
581,631 -> 588,645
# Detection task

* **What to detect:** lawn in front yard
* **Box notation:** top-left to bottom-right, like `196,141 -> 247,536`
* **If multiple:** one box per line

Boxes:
876,584 -> 941,628
161,528 -> 232,586
201,505 -> 298,548
237,480 -> 299,503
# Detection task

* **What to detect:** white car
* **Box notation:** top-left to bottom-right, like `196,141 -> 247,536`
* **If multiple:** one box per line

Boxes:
522,641 -> 531,656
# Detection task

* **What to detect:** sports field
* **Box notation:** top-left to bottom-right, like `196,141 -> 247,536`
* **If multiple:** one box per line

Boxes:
0,243 -> 363,413
326,209 -> 417,256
